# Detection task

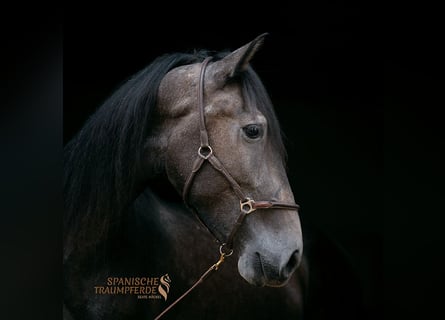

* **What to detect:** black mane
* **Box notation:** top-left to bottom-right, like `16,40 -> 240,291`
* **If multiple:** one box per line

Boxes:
63,50 -> 286,259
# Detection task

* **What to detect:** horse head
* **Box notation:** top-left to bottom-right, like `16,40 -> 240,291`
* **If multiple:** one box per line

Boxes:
146,34 -> 303,287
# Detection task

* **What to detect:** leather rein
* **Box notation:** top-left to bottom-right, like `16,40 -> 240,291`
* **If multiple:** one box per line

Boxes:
154,57 -> 300,320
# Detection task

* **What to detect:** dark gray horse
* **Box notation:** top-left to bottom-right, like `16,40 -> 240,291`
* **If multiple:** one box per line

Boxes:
64,34 -> 307,319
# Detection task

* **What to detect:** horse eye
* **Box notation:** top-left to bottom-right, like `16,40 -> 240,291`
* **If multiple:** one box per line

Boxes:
243,124 -> 263,139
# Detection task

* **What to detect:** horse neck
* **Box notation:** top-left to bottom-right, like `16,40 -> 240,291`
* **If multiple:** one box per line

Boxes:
131,184 -> 220,276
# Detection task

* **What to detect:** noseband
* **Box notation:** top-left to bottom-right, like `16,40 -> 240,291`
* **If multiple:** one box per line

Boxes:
155,57 -> 300,320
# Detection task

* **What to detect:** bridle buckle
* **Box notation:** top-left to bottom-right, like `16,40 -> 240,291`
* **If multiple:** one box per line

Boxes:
240,198 -> 256,214
198,145 -> 213,159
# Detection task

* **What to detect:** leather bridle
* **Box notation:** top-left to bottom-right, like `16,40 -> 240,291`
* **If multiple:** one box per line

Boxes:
154,57 -> 300,320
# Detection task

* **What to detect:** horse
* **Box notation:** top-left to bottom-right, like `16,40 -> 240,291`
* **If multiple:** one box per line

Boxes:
63,34 -> 308,320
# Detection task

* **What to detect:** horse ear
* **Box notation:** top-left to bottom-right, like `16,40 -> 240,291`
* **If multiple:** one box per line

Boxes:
212,33 -> 268,82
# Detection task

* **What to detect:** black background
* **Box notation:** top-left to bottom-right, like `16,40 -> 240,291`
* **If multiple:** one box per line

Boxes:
4,1 -> 441,320
63,2 -> 382,319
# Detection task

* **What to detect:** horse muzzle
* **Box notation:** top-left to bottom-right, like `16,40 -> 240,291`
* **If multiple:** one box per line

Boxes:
238,245 -> 302,287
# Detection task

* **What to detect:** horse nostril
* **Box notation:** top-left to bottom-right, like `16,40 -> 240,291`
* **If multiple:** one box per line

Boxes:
282,250 -> 300,277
